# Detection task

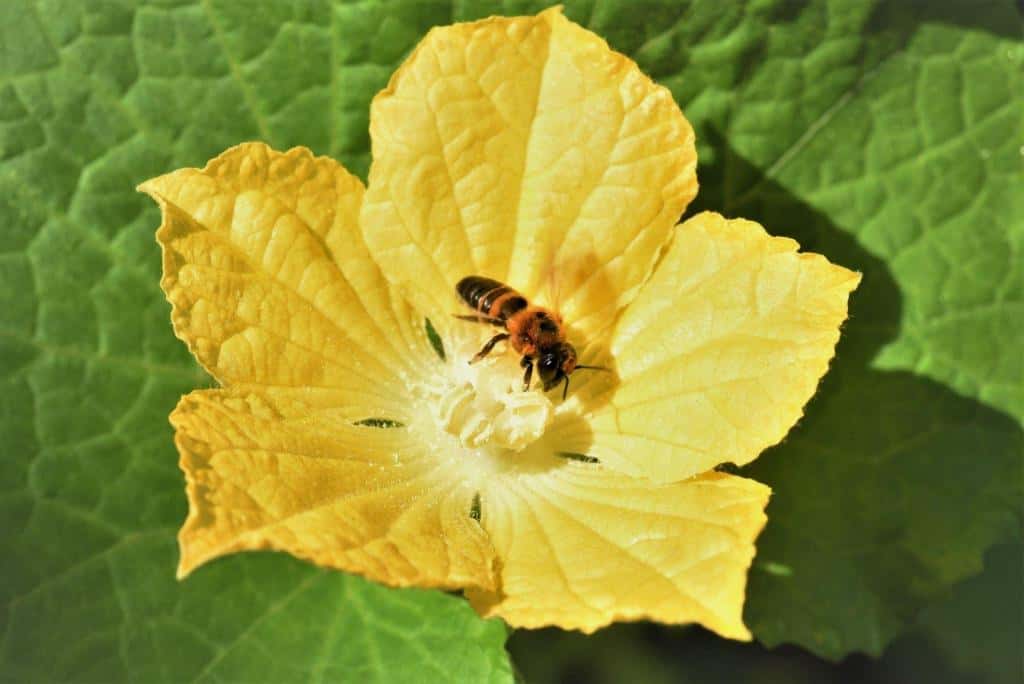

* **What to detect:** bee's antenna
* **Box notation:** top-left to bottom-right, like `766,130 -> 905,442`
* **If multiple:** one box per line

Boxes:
574,364 -> 610,372
562,375 -> 570,400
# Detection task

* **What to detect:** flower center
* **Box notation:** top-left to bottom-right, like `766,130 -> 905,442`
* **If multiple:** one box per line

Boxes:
429,332 -> 553,451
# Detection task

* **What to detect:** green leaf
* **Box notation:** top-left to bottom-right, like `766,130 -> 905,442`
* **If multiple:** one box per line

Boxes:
0,1 -> 510,682
1,0 -> 1020,678
462,0 -> 1023,661
461,0 -> 1022,661
887,540 -> 1024,684
509,543 -> 1022,684
659,1 -> 1024,658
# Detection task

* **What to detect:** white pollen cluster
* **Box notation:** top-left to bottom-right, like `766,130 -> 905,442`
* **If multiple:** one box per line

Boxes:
429,333 -> 553,451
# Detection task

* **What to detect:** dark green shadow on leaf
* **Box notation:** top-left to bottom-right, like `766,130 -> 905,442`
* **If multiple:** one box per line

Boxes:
692,131 -> 1023,659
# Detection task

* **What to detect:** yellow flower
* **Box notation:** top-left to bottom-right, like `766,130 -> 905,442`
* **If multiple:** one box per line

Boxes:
139,8 -> 859,640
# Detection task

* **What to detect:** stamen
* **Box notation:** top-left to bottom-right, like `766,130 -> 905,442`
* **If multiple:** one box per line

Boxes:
427,330 -> 553,451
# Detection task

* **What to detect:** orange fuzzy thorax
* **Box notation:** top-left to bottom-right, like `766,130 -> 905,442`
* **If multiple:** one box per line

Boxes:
506,307 -> 565,358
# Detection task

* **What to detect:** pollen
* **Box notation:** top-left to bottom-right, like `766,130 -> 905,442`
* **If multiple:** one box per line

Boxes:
429,331 -> 553,451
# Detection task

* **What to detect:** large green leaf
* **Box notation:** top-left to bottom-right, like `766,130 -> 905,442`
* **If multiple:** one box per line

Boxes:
661,1 -> 1024,657
465,0 -> 1022,661
0,1 -> 511,682
1,0 -> 1020,680
910,540 -> 1024,684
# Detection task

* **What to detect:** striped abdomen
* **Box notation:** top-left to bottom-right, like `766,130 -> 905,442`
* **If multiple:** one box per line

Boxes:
456,276 -> 528,323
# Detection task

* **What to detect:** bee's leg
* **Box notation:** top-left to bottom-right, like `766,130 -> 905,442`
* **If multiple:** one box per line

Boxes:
470,333 -> 510,364
520,356 -> 534,390
454,314 -> 505,327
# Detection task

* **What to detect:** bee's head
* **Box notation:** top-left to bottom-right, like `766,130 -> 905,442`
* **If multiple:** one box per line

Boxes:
537,342 -> 577,394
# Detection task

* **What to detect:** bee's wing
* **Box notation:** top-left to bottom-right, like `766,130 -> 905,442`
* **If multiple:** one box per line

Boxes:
541,251 -> 604,321
542,260 -> 563,317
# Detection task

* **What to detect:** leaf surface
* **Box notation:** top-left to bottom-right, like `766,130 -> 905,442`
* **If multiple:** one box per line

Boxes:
481,0 -> 1020,659
0,0 -> 1020,677
0,2 -> 511,682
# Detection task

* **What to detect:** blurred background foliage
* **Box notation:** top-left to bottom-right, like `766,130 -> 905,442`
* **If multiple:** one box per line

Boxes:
0,1 -> 1020,682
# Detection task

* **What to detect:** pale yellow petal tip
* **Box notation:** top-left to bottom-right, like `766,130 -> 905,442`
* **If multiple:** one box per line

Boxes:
176,534 -> 239,582
175,517 -> 195,580
138,141 -> 360,219
136,174 -> 176,201
846,268 -> 864,293
138,141 -> 343,197
174,504 -> 198,580
686,210 -> 863,291
175,553 -> 198,581
469,597 -> 755,642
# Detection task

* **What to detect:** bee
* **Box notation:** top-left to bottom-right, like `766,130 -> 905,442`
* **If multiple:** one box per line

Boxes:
455,276 -> 605,399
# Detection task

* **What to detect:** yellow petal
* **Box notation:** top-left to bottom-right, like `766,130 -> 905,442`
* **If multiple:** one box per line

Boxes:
139,143 -> 434,412
562,212 -> 861,483
361,7 -> 697,337
470,465 -> 769,639
173,388 -> 496,591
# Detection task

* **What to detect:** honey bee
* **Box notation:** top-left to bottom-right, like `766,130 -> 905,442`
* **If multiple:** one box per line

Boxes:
455,276 -> 605,398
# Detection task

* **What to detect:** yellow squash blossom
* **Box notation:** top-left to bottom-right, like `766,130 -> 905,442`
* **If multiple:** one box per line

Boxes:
139,8 -> 858,640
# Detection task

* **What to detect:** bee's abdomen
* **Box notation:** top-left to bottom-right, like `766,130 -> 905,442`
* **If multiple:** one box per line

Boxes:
457,276 -> 528,322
